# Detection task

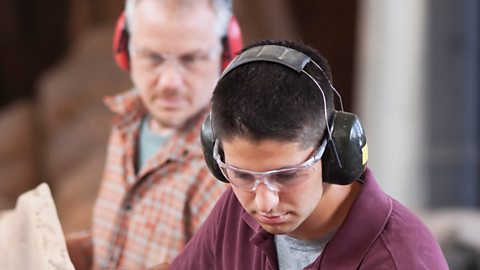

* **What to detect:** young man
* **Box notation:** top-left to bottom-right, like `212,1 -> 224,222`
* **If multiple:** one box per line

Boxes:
66,0 -> 240,269
162,40 -> 449,269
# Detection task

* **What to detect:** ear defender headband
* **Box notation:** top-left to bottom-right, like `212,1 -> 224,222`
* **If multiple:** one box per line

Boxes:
201,44 -> 368,185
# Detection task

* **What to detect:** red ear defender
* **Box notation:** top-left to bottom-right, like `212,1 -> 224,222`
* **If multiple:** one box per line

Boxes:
112,11 -> 243,73
112,12 -> 130,72
221,16 -> 243,71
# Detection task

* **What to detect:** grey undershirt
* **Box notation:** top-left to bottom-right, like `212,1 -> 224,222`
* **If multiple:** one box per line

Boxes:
136,115 -> 169,173
274,233 -> 332,270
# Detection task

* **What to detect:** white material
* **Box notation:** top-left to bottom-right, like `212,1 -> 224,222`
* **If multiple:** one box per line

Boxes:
0,183 -> 74,270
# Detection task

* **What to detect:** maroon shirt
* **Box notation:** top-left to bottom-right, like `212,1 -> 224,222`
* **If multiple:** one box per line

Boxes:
169,168 -> 449,269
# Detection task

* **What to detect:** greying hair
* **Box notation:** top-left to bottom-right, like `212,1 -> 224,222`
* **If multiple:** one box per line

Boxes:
125,0 -> 232,37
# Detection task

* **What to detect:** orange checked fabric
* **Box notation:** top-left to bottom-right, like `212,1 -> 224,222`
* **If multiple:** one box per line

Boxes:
91,90 -> 226,269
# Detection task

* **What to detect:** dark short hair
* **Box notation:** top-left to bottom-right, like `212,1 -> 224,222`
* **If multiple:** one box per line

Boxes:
211,40 -> 335,149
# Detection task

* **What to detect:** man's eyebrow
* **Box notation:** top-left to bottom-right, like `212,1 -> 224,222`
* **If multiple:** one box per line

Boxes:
181,48 -> 214,55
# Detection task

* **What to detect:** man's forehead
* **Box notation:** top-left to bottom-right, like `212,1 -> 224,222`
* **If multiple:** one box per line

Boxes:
136,0 -> 214,14
133,0 -> 218,32
221,137 -> 304,152
130,2 -> 221,50
220,137 -> 315,171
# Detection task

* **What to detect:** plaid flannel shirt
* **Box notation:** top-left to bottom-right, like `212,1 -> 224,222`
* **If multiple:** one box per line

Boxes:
92,90 -> 226,269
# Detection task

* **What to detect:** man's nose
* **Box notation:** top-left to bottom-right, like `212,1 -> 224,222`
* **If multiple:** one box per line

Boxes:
254,183 -> 279,213
156,62 -> 184,89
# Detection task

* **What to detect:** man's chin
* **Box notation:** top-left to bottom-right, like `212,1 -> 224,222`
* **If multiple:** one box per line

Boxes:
149,115 -> 186,134
256,217 -> 293,234
260,224 -> 293,236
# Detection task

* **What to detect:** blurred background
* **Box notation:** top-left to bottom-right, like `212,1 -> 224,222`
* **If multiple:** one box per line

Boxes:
0,0 -> 478,268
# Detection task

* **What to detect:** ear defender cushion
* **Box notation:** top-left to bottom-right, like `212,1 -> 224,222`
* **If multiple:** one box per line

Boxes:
112,12 -> 130,72
221,16 -> 243,70
322,111 -> 368,185
200,114 -> 229,182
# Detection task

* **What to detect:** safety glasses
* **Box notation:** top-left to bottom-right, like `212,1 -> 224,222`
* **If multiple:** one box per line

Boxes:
129,43 -> 221,73
213,139 -> 327,192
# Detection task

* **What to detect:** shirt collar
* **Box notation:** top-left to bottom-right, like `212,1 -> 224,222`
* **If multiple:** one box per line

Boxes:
104,89 -> 147,130
316,167 -> 392,269
242,211 -> 279,269
104,89 -> 144,115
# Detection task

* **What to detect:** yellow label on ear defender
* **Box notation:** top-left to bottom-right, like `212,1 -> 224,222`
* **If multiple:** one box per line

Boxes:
362,144 -> 368,165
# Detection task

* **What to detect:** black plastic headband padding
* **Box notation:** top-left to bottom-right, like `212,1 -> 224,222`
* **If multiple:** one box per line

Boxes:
220,45 -> 311,79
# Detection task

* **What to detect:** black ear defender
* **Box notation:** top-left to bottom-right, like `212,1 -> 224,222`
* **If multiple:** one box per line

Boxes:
200,113 -> 229,182
201,45 -> 368,185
